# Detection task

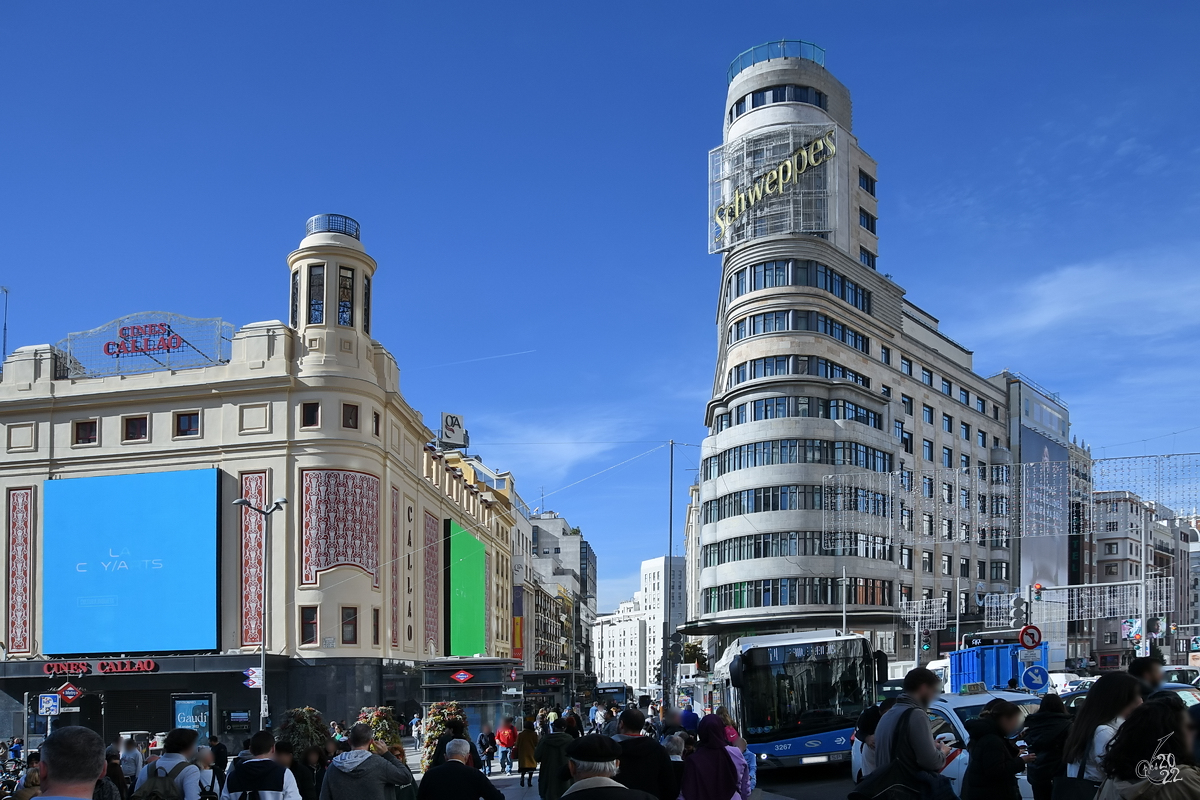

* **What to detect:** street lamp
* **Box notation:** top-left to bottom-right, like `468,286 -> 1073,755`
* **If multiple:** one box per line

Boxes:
232,496 -> 287,731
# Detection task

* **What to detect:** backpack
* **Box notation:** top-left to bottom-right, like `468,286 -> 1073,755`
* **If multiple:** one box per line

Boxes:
198,771 -> 220,800
131,761 -> 188,800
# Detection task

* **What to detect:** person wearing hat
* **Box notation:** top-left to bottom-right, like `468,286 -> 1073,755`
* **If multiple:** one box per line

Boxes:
560,735 -> 656,800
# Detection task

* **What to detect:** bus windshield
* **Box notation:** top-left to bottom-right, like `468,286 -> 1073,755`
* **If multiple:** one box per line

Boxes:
741,638 -> 871,742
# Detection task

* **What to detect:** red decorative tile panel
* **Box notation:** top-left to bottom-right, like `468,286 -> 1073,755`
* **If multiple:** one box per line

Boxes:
7,488 -> 33,655
424,510 -> 439,655
301,470 -> 380,586
390,486 -> 399,647
239,472 -> 267,647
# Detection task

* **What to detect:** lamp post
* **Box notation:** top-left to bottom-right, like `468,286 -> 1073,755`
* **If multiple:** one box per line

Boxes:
233,495 -> 287,731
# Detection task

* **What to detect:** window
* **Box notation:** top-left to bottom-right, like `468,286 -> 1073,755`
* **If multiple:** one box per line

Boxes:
922,588 -> 933,600
922,368 -> 933,386
923,405 -> 934,424
991,561 -> 1010,581
342,403 -> 359,430
175,412 -> 200,438
308,264 -> 325,324
880,346 -> 891,365
894,421 -> 905,440
859,208 -> 877,234
941,379 -> 952,396
301,606 -> 318,645
923,440 -> 934,461
301,402 -> 320,428
74,420 -> 97,445
1103,631 -> 1118,645
859,170 -> 877,196
960,558 -> 970,578
1104,542 -> 1119,555
977,560 -> 986,580
881,385 -> 892,398
752,90 -> 766,108
337,266 -> 355,326
942,447 -> 953,468
1105,563 -> 1119,576
960,423 -> 970,440
372,608 -> 380,646
976,398 -> 986,414
959,389 -> 969,405
941,554 -> 951,575
921,551 -> 933,573
1105,521 -> 1119,532
900,547 -> 913,570
340,607 -> 359,645
735,404 -> 746,424
942,414 -> 953,433
977,430 -> 987,448
859,247 -> 877,269
960,453 -> 970,470
290,270 -> 299,328
123,416 -> 148,441
922,476 -> 934,498
372,411 -> 381,437
901,395 -> 913,415
901,357 -> 913,376
362,274 -> 372,335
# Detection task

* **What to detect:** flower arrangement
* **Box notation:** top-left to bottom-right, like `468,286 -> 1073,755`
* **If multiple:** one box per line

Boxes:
420,701 -> 466,772
358,705 -> 404,747
276,706 -> 328,752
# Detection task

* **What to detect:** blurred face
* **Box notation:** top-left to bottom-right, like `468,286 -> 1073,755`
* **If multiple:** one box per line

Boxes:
306,750 -> 320,765
999,714 -> 1022,736
276,751 -> 293,768
911,682 -> 938,707
1146,664 -> 1163,689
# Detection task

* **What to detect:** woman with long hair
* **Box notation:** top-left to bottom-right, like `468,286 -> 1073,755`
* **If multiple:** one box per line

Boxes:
1023,694 -> 1072,800
678,715 -> 749,800
714,707 -> 739,745
1063,671 -> 1142,783
1097,698 -> 1200,799
961,700 -> 1034,800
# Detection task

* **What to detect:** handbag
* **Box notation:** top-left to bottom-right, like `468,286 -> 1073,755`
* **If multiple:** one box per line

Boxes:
848,709 -> 923,800
1052,744 -> 1100,800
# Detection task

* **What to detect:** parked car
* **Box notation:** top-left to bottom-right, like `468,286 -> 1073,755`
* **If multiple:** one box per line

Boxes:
1161,665 -> 1199,685
852,689 -> 1041,797
1060,681 -> 1200,714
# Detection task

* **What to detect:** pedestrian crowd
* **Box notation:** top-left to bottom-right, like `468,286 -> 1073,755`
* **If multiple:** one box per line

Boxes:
852,656 -> 1200,800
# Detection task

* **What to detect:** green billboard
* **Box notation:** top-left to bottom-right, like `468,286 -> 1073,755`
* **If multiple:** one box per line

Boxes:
445,519 -> 487,656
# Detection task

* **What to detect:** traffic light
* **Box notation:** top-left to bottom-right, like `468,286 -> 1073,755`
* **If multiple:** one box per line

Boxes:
1170,623 -> 1178,635
1033,583 -> 1044,601
1008,596 -> 1027,628
920,629 -> 932,652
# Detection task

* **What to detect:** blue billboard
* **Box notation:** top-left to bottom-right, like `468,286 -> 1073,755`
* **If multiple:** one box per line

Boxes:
42,469 -> 219,654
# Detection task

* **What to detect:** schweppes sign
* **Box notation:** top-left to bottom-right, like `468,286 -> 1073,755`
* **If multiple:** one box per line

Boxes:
711,128 -> 836,248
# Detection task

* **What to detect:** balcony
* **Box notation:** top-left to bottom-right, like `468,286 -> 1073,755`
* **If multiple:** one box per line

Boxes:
727,40 -> 825,84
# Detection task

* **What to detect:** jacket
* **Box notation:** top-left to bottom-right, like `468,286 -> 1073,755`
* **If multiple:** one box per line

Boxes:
961,717 -> 1025,800
680,709 -> 700,732
431,734 -> 482,769
561,776 -> 658,800
291,762 -> 324,800
136,753 -> 203,800
612,735 -> 677,800
477,731 -> 497,758
874,694 -> 946,775
534,732 -> 575,800
517,730 -> 539,769
219,758 -> 301,800
1022,710 -> 1072,786
1097,765 -> 1200,800
415,760 -> 504,800
318,749 -> 411,800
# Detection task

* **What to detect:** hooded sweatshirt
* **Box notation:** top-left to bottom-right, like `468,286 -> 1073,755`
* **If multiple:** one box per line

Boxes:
219,757 -> 300,800
613,734 -> 677,800
961,717 -> 1024,800
317,749 -> 411,800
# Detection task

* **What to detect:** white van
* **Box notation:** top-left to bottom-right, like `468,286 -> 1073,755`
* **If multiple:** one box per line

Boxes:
1162,665 -> 1200,685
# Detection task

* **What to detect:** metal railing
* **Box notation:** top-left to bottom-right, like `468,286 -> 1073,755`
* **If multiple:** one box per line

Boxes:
727,40 -> 825,84
306,213 -> 360,240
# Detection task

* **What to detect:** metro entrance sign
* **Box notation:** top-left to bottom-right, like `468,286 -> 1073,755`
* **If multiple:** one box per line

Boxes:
57,682 -> 82,704
1019,625 -> 1043,649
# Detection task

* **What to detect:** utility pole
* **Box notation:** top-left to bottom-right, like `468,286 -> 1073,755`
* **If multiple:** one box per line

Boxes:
841,566 -> 847,633
1,286 -> 9,365
663,440 -> 674,707
233,495 -> 288,731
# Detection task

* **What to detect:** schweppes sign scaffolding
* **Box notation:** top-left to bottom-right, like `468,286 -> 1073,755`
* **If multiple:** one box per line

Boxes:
709,123 -> 837,254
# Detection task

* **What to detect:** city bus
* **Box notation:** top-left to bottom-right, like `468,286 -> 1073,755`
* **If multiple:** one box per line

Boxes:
713,630 -> 885,769
595,682 -> 635,708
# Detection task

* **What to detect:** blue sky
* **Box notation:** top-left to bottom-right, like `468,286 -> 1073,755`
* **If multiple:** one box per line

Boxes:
3,3 -> 1199,612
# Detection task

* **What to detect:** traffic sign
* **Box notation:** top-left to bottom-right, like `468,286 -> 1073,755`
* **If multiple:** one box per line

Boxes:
1021,665 -> 1050,692
1018,648 -> 1041,663
243,668 -> 263,689
1019,625 -> 1042,649
57,682 -> 82,704
38,694 -> 60,716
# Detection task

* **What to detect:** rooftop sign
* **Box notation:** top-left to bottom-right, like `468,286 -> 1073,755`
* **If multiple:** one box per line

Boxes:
55,312 -> 234,379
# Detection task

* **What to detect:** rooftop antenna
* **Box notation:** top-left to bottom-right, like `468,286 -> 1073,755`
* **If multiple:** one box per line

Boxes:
0,286 -> 8,364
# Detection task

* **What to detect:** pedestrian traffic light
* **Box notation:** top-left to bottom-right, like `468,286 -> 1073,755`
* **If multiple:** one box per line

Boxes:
1033,583 -> 1044,601
1008,596 -> 1027,628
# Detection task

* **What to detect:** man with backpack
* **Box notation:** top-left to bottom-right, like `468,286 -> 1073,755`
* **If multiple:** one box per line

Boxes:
855,668 -> 952,800
29,726 -> 107,799
218,730 -> 300,800
133,728 -> 203,800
